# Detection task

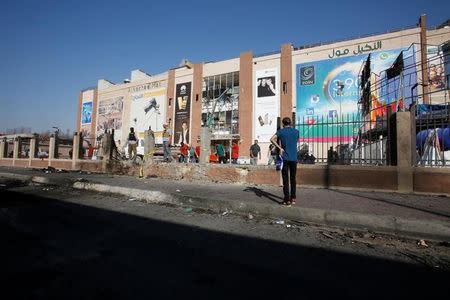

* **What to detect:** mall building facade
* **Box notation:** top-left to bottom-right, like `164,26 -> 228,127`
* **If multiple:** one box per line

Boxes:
77,16 -> 450,163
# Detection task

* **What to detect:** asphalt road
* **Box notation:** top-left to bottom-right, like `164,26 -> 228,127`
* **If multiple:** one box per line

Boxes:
1,181 -> 449,299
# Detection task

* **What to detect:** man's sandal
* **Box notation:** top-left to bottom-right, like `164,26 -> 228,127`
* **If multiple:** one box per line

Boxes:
282,200 -> 292,207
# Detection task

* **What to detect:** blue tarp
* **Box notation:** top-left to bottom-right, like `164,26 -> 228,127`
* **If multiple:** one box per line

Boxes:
416,126 -> 450,152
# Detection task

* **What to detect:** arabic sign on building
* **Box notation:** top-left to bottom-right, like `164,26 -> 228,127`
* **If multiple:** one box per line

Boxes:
328,41 -> 383,59
296,47 -> 413,142
255,68 -> 279,142
128,80 -> 165,93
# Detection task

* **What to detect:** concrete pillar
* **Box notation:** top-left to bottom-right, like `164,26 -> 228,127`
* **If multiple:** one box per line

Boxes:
144,129 -> 155,163
239,51 -> 253,156
419,15 -> 430,104
396,112 -> 414,192
199,127 -> 211,164
91,89 -> 98,140
72,133 -> 80,169
166,69 -> 175,138
13,138 -> 20,159
29,138 -> 36,166
0,138 -> 6,158
49,136 -> 56,161
280,43 -> 293,120
76,91 -> 83,133
191,63 -> 204,147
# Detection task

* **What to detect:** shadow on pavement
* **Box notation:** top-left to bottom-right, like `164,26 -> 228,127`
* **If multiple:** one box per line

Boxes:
332,189 -> 450,219
0,190 -> 448,299
243,186 -> 284,204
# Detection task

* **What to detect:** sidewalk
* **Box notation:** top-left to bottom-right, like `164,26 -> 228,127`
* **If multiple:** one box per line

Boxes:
1,166 -> 449,241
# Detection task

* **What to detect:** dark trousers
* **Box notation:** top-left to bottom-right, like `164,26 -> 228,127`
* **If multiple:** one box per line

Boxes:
281,160 -> 297,201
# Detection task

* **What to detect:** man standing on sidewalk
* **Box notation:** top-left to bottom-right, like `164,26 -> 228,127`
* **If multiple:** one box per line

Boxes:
127,127 -> 138,160
249,140 -> 261,165
270,117 -> 299,206
162,123 -> 172,162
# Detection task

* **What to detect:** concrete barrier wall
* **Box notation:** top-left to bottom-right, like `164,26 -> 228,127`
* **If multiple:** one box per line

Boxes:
0,159 -> 13,167
30,159 -> 49,168
143,163 -> 400,191
14,159 -> 29,167
298,165 -> 398,190
49,160 -> 73,169
414,167 -> 450,195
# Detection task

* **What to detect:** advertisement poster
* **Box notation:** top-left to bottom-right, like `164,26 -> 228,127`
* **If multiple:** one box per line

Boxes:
81,101 -> 92,124
255,68 -> 279,142
174,82 -> 191,145
129,88 -> 166,136
427,45 -> 446,92
96,96 -> 124,141
296,48 -> 415,142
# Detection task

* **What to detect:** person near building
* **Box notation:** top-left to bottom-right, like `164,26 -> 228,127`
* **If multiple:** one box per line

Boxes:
231,141 -> 239,164
249,139 -> 261,165
216,142 -> 226,164
179,142 -> 189,163
127,127 -> 138,160
267,143 -> 278,165
188,144 -> 196,163
162,123 -> 172,162
195,143 -> 201,163
270,117 -> 300,207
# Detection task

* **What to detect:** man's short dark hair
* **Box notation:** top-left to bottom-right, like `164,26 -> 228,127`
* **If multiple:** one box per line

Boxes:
282,117 -> 291,126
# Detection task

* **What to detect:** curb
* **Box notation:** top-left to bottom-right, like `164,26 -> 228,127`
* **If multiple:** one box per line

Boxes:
0,172 -> 51,185
73,181 -> 450,242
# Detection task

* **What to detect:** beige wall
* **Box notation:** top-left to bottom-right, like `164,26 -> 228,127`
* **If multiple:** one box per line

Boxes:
203,58 -> 240,77
427,28 -> 450,46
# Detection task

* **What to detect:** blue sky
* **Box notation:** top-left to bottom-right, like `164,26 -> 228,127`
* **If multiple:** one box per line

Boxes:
0,0 -> 449,133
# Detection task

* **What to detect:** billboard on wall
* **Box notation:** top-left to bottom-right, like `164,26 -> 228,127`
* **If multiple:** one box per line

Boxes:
174,82 -> 191,145
81,101 -> 92,124
427,45 -> 446,92
96,96 -> 124,141
129,88 -> 166,135
255,68 -> 279,142
296,47 -> 415,142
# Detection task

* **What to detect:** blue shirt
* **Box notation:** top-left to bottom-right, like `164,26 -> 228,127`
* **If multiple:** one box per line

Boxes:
276,127 -> 299,162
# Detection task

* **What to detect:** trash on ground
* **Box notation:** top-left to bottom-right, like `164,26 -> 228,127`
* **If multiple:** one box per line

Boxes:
185,207 -> 193,213
128,198 -> 136,201
222,210 -> 229,216
176,189 -> 181,192
247,213 -> 254,220
272,219 -> 285,225
417,239 -> 429,248
321,232 -> 334,239
75,178 -> 89,183
42,167 -> 56,174
286,224 -> 292,228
